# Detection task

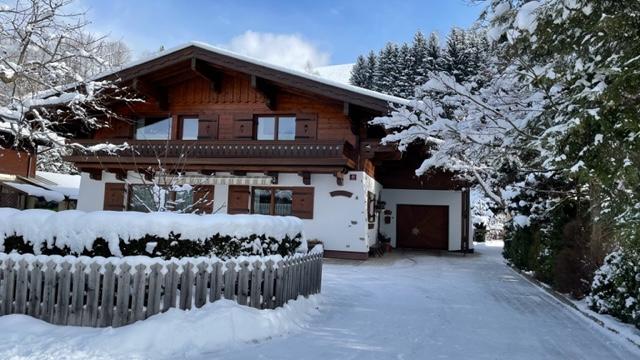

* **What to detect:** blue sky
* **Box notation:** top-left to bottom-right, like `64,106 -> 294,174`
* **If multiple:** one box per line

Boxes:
80,0 -> 483,68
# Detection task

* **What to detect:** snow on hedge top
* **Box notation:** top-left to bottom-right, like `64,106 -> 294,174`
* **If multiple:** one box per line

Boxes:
0,209 -> 304,254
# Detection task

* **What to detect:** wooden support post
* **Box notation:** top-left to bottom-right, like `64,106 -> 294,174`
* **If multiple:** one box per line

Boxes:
334,171 -> 344,186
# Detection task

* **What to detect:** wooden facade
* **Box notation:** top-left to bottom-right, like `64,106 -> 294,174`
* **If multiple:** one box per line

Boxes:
0,147 -> 36,178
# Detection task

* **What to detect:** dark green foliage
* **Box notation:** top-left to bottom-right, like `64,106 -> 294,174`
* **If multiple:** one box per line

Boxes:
587,249 -> 640,329
2,233 -> 303,259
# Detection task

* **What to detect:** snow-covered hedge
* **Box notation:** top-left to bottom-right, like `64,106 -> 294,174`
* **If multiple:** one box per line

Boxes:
587,249 -> 640,329
0,209 -> 304,259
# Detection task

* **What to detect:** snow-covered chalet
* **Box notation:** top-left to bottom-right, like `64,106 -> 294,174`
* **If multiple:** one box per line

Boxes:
61,42 -> 472,259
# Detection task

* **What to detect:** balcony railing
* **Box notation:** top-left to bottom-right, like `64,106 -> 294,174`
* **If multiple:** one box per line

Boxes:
68,139 -> 357,162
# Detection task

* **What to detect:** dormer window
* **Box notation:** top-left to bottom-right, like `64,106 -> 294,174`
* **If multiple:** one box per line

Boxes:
256,116 -> 296,140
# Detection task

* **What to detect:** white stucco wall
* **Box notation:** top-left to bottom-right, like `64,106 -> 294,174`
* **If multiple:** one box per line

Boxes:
76,170 -> 373,254
379,188 -> 471,251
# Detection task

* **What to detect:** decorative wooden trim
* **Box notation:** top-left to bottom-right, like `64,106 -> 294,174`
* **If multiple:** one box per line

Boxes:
299,172 -> 311,185
323,250 -> 368,261
329,190 -> 353,198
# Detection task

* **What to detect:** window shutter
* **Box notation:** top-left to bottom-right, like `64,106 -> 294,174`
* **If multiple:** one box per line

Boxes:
192,185 -> 214,214
227,185 -> 250,214
103,183 -> 126,211
295,113 -> 318,139
198,116 -> 219,140
233,114 -> 254,139
292,187 -> 314,219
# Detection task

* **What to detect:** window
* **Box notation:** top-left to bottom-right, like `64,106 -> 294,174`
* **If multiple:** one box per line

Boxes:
128,184 -> 194,212
256,116 -> 296,140
251,188 -> 293,216
135,117 -> 172,140
180,117 -> 199,140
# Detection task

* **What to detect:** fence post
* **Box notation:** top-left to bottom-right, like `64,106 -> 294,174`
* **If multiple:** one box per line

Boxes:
27,260 -> 43,318
84,262 -> 101,327
69,262 -> 86,325
237,261 -> 250,306
99,262 -> 116,327
146,263 -> 163,318
1,258 -> 15,315
114,262 -> 131,327
209,262 -> 223,302
274,260 -> 285,308
263,260 -> 275,309
194,262 -> 208,308
179,262 -> 194,310
130,264 -> 146,323
163,262 -> 179,312
55,261 -> 72,325
223,261 -> 236,300
41,260 -> 57,323
250,260 -> 263,309
14,259 -> 28,314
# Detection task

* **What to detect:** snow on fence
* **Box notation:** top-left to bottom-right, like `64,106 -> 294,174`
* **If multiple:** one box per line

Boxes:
0,247 -> 323,328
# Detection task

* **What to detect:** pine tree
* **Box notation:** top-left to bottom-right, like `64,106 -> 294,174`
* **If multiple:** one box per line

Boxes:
411,31 -> 429,85
375,42 -> 400,95
397,43 -> 415,97
425,32 -> 442,73
443,28 -> 470,82
365,51 -> 378,90
349,55 -> 369,87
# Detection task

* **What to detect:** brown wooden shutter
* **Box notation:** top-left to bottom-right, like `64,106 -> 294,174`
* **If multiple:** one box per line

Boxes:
227,185 -> 250,214
233,114 -> 254,139
198,116 -> 219,140
292,187 -> 314,219
103,183 -> 126,211
295,113 -> 318,139
192,185 -> 214,214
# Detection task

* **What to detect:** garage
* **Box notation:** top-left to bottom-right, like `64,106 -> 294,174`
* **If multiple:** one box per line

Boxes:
396,205 -> 449,250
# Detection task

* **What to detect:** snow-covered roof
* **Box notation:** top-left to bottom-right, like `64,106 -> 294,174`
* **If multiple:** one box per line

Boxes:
2,182 -> 66,202
312,63 -> 354,84
95,41 -> 409,108
35,171 -> 81,199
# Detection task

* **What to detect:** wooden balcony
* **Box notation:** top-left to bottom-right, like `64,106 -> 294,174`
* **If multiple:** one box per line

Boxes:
65,139 -> 357,172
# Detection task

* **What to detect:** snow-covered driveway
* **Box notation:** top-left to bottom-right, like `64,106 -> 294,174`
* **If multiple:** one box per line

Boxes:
207,242 -> 638,360
0,242 -> 637,359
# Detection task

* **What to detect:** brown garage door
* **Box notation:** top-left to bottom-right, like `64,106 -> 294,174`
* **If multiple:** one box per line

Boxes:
397,205 -> 449,250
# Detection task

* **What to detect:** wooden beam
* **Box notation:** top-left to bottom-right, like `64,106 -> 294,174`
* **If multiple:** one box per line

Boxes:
265,171 -> 278,184
231,170 -> 247,176
191,58 -> 223,92
251,75 -> 277,110
87,170 -> 102,181
132,77 -> 168,110
334,171 -> 344,186
298,172 -> 311,185
107,169 -> 127,181
343,102 -> 350,116
200,170 -> 215,176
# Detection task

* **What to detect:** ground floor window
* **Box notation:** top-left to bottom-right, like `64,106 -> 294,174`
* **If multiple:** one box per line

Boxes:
128,184 -> 194,212
251,188 -> 293,216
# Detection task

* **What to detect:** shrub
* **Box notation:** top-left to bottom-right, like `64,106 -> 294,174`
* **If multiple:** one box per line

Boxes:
0,209 -> 305,259
587,249 -> 640,329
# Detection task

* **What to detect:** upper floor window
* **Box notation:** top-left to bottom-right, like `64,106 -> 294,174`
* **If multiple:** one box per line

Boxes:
180,116 -> 199,140
135,117 -> 172,140
256,116 -> 296,140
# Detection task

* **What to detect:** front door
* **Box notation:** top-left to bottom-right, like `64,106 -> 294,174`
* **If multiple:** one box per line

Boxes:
396,205 -> 449,250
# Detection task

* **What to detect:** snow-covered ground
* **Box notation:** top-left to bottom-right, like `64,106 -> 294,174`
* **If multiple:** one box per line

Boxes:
0,241 -> 637,359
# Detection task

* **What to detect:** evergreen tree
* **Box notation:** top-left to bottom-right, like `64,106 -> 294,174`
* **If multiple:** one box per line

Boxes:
411,31 -> 429,85
349,55 -> 369,87
443,28 -> 471,82
425,32 -> 442,72
365,51 -> 378,90
375,42 -> 400,95
397,43 -> 415,97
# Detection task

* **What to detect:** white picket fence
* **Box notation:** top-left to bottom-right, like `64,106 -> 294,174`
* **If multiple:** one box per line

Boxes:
0,249 -> 323,327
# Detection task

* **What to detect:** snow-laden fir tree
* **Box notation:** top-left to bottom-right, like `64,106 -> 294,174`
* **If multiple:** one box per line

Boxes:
425,32 -> 442,73
374,42 -> 401,95
397,43 -> 415,98
410,31 -> 429,86
350,55 -> 369,88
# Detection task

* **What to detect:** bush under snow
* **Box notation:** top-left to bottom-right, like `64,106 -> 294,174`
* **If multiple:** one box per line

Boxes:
587,249 -> 640,329
0,208 -> 305,259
